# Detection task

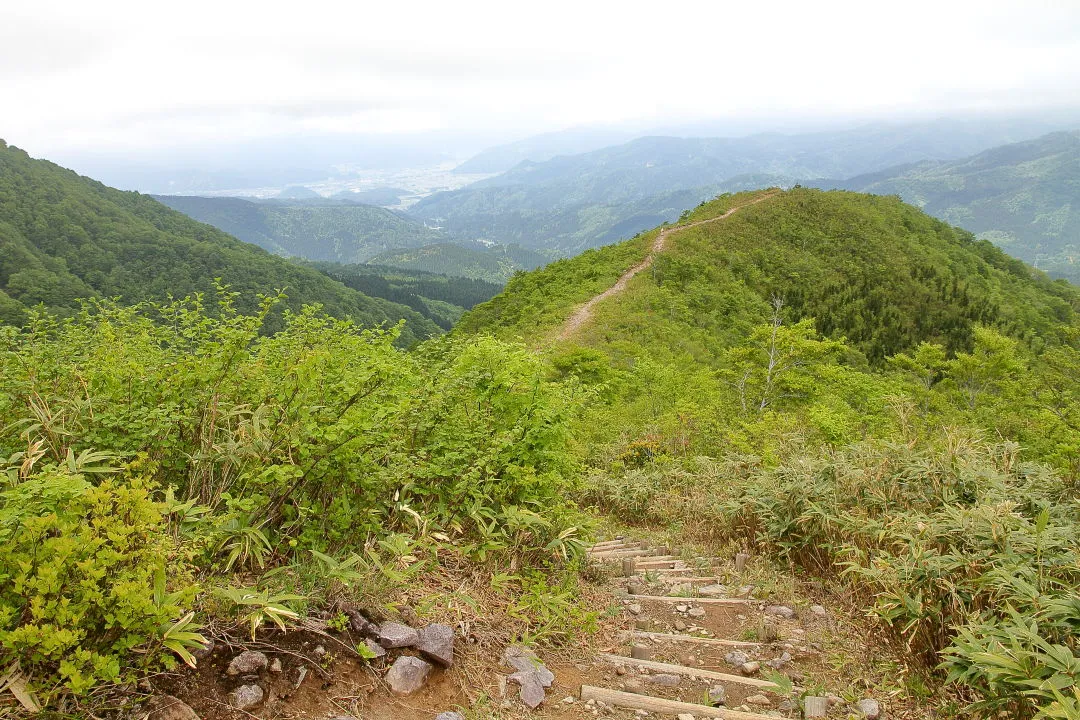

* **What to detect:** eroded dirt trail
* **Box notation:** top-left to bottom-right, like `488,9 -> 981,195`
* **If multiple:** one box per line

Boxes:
556,191 -> 779,341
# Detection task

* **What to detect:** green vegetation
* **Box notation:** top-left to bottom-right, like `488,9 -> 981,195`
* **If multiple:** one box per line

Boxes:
4,164 -> 1080,718
307,262 -> 503,329
0,141 -> 439,343
461,188 -> 1080,717
838,131 -> 1080,283
0,294 -> 586,704
154,194 -> 441,263
370,241 -> 549,283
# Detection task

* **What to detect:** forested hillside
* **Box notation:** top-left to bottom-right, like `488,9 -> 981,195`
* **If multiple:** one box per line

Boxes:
370,241 -> 549,282
306,262 -> 503,329
0,140 -> 440,342
154,194 -> 442,263
836,130 -> 1080,283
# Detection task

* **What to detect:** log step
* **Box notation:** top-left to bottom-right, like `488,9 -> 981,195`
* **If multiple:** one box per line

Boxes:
630,557 -> 680,566
597,653 -> 790,691
590,549 -> 664,559
625,594 -> 750,605
629,630 -> 761,648
644,566 -> 721,574
579,685 -> 778,720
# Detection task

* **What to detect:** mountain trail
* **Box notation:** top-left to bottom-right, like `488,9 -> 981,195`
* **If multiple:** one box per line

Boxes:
556,191 -> 779,341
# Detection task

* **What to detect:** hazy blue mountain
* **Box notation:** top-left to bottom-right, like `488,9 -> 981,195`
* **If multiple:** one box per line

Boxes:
452,126 -> 637,174
414,119 -> 1070,254
833,130 -> 1080,283
154,195 -> 442,263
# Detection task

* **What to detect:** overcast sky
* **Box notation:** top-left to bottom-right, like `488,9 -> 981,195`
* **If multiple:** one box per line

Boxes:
4,0 -> 1080,158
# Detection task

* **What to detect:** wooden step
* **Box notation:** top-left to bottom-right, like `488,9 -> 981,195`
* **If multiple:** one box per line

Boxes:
629,630 -> 761,648
625,594 -> 750,605
645,566 -> 720,574
630,556 -> 679,566
656,576 -> 725,583
590,539 -> 632,550
597,653 -> 789,690
580,686 -> 778,720
589,549 -> 663,559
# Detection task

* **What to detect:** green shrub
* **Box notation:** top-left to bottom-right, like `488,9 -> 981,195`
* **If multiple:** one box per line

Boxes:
0,462 -> 197,695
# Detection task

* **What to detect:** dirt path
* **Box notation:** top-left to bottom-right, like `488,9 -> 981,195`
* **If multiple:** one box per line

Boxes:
557,191 -> 779,341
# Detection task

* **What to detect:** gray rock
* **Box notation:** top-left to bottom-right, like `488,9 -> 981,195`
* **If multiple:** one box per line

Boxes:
627,603 -> 643,615
856,698 -> 882,718
363,639 -> 387,660
268,657 -> 282,673
435,714 -> 465,720
765,605 -> 796,619
647,673 -> 681,687
385,656 -> 433,695
509,670 -> 547,708
810,605 -> 827,617
688,607 -> 706,618
191,638 -> 214,661
226,651 -> 268,676
291,665 -> 308,689
697,584 -> 728,597
503,646 -> 553,683
708,685 -> 726,705
377,621 -> 419,649
348,610 -> 376,636
674,620 -> 688,631
741,661 -> 761,675
227,684 -> 264,710
504,646 -> 554,708
724,650 -> 750,666
417,623 -> 455,667
767,651 -> 792,669
147,695 -> 200,720
746,694 -> 771,706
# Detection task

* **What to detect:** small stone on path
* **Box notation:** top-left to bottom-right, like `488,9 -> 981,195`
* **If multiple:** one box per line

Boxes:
435,713 -> 465,720
708,685 -> 726,705
746,694 -> 771,706
688,607 -> 706,618
724,650 -> 749,666
377,621 -> 419,649
227,684 -> 264,710
385,656 -> 432,695
741,661 -> 761,675
628,603 -> 643,615
647,673 -> 681,687
226,650 -> 268,676
147,695 -> 200,720
417,623 -> 455,667
765,605 -> 796,619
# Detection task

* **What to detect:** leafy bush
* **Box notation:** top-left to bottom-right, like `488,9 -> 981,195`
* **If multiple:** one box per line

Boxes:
0,460 -> 197,695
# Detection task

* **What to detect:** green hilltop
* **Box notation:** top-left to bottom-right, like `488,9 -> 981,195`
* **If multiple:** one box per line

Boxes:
462,188 -> 1076,363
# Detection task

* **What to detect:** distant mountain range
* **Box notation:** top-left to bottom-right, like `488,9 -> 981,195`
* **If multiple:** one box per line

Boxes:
419,119 -> 1072,255
828,131 -> 1080,283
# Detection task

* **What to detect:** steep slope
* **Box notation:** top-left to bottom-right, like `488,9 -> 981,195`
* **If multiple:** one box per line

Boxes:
153,194 -> 442,263
461,189 -> 1078,363
0,140 -> 440,343
369,242 -> 549,283
303,262 -> 503,329
416,120 -> 1068,254
836,131 -> 1080,283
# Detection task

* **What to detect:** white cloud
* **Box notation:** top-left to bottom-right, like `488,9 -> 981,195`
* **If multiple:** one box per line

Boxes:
3,0 -> 1079,156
